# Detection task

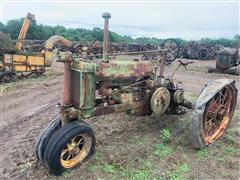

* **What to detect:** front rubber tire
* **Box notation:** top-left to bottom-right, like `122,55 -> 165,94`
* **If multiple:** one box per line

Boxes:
43,121 -> 96,175
35,117 -> 61,162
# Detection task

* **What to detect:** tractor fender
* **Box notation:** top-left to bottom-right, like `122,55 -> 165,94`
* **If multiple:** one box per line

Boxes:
190,79 -> 237,148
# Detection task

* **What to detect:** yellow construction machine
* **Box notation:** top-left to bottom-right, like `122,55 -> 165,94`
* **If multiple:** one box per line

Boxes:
0,13 -> 73,83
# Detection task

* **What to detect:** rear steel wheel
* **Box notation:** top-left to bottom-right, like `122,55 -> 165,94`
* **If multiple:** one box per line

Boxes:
190,81 -> 237,148
202,85 -> 236,144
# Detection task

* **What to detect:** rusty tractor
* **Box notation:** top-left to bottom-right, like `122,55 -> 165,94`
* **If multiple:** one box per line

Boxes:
35,13 -> 238,176
208,47 -> 240,76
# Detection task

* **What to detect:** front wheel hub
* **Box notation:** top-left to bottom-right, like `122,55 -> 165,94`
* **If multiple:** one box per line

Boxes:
60,134 -> 92,169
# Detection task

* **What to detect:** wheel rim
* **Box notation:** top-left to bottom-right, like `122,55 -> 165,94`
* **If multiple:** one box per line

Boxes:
202,85 -> 235,144
60,134 -> 92,169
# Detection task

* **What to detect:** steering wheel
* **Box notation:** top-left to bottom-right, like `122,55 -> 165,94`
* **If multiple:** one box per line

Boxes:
161,38 -> 180,63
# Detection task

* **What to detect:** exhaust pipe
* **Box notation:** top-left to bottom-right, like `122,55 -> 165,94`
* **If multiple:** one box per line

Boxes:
102,12 -> 111,61
45,35 -> 73,67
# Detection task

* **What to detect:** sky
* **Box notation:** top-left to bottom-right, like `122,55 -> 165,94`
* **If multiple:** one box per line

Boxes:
0,0 -> 239,40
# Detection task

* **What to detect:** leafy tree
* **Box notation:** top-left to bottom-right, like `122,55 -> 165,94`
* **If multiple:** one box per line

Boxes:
0,17 -> 238,48
0,22 -> 5,32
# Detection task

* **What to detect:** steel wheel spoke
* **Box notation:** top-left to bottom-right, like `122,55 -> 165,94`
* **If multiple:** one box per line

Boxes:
203,86 -> 235,142
66,153 -> 72,160
71,137 -> 77,143
77,137 -> 83,146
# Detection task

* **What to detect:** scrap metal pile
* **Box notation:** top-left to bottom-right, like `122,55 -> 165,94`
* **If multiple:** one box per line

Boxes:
57,40 -> 178,62
180,41 -> 223,60
208,47 -> 240,75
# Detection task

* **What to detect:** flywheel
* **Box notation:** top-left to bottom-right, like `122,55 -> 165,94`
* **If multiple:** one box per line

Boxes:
150,87 -> 171,114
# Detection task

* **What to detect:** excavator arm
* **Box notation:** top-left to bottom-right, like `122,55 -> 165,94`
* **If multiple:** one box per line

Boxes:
16,13 -> 35,50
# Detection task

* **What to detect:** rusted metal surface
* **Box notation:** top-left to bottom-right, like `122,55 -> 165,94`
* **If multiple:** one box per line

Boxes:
45,35 -> 73,66
99,81 -> 116,105
171,60 -> 194,78
173,89 -> 184,104
216,48 -> 239,70
150,87 -> 171,114
159,52 -> 165,82
208,46 -> 240,75
208,66 -> 240,76
62,52 -> 73,105
202,85 -> 235,144
94,103 -> 132,116
180,41 -> 222,60
95,60 -> 153,81
191,79 -> 237,147
161,38 -> 180,63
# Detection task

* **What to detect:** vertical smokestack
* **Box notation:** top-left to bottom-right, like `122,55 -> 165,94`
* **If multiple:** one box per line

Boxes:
102,12 -> 111,61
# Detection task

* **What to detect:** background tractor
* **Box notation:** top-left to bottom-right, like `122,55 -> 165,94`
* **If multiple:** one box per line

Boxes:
208,46 -> 240,76
35,12 -> 238,176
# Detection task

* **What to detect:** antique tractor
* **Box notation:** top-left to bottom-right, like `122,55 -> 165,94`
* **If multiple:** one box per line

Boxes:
208,47 -> 240,75
35,13 -> 238,176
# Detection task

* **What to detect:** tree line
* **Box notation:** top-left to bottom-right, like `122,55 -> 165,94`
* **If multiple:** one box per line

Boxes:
0,17 -> 239,47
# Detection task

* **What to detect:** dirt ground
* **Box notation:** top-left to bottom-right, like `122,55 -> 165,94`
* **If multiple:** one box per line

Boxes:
0,57 -> 239,180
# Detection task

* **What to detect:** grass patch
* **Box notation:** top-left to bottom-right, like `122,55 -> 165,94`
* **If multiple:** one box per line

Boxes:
196,148 -> 209,160
119,167 -> 131,177
130,169 -> 150,180
88,164 -> 98,172
101,163 -> 152,179
135,139 -> 145,145
154,143 -> 172,157
120,168 -> 151,180
215,156 -> 226,163
62,170 -> 72,177
233,109 -> 239,119
160,128 -> 171,143
93,153 -> 104,163
224,145 -> 238,154
18,162 -> 32,173
224,131 -> 235,144
102,164 -> 118,174
167,163 -> 191,180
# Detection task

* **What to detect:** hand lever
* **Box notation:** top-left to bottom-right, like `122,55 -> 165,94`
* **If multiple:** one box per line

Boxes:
178,60 -> 194,70
171,60 -> 194,78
